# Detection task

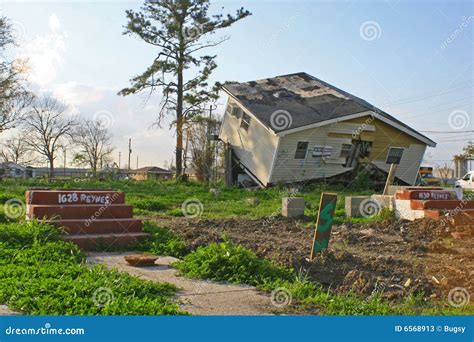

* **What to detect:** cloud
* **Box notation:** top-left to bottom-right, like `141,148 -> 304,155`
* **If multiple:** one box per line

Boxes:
54,82 -> 105,106
20,13 -> 67,86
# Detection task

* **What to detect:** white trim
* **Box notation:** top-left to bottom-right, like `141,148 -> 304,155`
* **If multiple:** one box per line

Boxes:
267,135 -> 280,185
374,114 -> 436,147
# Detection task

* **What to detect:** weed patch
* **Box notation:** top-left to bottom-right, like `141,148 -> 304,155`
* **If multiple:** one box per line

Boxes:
0,221 -> 185,315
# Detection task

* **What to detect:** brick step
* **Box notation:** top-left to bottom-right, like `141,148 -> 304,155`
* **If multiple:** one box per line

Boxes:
26,190 -> 125,205
28,204 -> 133,220
395,190 -> 457,200
62,232 -> 148,251
50,218 -> 142,234
411,200 -> 474,210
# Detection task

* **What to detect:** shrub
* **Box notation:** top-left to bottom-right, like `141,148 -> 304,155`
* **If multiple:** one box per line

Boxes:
174,240 -> 293,286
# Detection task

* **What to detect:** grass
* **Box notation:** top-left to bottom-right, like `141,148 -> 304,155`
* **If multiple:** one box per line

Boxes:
174,240 -> 474,315
0,220 -> 186,315
0,178 -> 383,224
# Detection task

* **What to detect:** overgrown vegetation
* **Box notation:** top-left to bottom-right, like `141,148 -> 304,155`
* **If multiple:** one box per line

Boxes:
0,221 -> 185,315
138,221 -> 187,257
174,240 -> 472,315
0,178 -> 385,224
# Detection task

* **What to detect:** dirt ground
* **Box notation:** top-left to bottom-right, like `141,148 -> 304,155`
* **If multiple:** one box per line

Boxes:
156,216 -> 473,302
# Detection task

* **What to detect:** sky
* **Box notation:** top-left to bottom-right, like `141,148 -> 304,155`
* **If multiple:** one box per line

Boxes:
1,0 -> 473,169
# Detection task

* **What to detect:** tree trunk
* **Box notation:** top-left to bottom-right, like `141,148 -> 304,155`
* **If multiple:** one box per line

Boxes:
175,61 -> 184,179
48,156 -> 54,179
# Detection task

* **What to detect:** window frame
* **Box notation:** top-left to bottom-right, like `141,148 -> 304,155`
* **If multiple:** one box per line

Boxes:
385,147 -> 405,165
339,143 -> 353,158
294,141 -> 309,160
240,112 -> 251,131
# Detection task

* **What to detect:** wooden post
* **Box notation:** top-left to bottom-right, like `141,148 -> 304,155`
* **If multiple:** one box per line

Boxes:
383,163 -> 397,195
310,192 -> 337,259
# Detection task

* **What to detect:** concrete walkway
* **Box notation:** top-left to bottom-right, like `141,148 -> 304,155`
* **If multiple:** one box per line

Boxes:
0,305 -> 19,315
87,252 -> 273,315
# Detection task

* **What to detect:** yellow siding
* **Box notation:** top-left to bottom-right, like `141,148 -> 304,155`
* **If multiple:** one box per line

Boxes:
270,115 -> 427,185
344,116 -> 420,163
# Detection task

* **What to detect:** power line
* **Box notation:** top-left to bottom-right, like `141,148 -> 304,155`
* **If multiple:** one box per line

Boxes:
419,130 -> 474,133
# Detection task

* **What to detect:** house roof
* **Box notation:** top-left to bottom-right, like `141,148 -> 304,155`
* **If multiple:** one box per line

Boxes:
133,166 -> 173,174
222,72 -> 436,147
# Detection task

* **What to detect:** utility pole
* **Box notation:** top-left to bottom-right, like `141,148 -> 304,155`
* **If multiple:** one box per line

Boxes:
128,138 -> 132,171
63,147 -> 66,177
118,152 -> 121,169
136,155 -> 138,169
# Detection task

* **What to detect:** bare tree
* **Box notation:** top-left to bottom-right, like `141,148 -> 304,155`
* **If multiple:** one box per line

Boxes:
186,115 -> 220,183
1,135 -> 37,164
0,17 -> 32,133
22,96 -> 76,177
71,118 -> 114,175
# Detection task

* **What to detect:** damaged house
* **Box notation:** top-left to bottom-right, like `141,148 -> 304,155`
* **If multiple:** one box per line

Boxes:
219,72 -> 436,187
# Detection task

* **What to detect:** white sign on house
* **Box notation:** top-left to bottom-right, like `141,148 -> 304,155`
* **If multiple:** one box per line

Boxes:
312,146 -> 333,157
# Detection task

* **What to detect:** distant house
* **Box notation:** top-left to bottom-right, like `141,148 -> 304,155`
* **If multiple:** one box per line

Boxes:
219,72 -> 436,187
31,167 -> 89,178
129,166 -> 173,181
0,163 -> 31,178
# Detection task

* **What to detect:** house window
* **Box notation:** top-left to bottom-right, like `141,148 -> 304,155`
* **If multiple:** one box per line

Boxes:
340,144 -> 352,158
386,147 -> 404,165
240,112 -> 251,131
294,142 -> 309,159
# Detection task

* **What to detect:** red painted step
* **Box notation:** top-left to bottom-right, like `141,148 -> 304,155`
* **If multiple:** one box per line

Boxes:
50,218 -> 142,234
395,190 -> 457,200
28,204 -> 133,220
411,200 -> 474,210
62,232 -> 148,251
26,190 -> 124,205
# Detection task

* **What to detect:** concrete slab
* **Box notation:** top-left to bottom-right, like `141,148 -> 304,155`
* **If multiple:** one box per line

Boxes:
282,197 -> 305,218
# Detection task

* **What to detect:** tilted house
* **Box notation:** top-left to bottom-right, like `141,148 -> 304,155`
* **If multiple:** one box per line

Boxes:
219,72 -> 436,187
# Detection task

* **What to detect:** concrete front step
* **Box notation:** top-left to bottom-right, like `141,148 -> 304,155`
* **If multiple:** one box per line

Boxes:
28,204 -> 133,220
62,232 -> 148,251
26,190 -> 125,205
50,218 -> 142,234
411,200 -> 474,210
